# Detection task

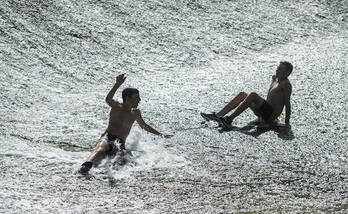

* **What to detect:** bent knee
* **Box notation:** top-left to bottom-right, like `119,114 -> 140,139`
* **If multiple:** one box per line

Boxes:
247,92 -> 260,99
238,92 -> 248,99
247,92 -> 264,105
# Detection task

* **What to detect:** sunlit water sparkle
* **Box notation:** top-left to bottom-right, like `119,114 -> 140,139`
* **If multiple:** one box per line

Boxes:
1,0 -> 348,213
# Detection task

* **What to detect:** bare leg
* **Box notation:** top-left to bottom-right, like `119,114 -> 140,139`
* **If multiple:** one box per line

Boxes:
229,92 -> 264,121
110,150 -> 125,169
85,141 -> 108,164
249,103 -> 258,112
78,141 -> 108,174
216,92 -> 248,116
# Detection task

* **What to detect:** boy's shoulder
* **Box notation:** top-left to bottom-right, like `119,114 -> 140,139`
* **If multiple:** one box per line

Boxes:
280,78 -> 291,86
280,79 -> 292,93
108,100 -> 122,109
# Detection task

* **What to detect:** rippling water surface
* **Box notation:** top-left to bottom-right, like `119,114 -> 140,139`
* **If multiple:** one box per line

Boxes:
1,0 -> 348,213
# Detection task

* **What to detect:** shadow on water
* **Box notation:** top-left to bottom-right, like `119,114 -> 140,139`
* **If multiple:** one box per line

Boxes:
77,173 -> 96,181
219,120 -> 295,140
77,169 -> 119,187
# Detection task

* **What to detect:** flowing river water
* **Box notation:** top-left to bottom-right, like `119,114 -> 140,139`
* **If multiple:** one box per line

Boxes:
1,0 -> 348,213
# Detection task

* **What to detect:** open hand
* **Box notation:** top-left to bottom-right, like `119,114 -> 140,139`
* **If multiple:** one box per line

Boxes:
116,73 -> 126,85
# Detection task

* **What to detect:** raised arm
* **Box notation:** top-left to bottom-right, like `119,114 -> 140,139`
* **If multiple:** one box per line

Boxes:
105,74 -> 126,107
135,109 -> 173,138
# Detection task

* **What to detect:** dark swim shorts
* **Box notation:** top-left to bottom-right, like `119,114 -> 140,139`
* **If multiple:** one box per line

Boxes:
256,100 -> 274,121
99,132 -> 126,156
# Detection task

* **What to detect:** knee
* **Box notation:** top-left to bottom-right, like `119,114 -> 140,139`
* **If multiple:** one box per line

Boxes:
248,92 -> 258,98
245,92 -> 262,103
237,92 -> 248,99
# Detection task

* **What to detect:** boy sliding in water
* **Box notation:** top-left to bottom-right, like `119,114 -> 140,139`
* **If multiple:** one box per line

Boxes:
79,74 -> 173,174
201,61 -> 293,127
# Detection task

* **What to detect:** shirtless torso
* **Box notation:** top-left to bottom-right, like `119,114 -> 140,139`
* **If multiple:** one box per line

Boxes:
105,103 -> 139,141
266,72 -> 292,124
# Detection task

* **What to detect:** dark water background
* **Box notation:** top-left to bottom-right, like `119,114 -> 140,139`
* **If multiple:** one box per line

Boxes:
1,0 -> 348,213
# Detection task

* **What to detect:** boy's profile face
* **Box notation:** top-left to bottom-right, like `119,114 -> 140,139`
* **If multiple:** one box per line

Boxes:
276,64 -> 290,79
127,94 -> 141,108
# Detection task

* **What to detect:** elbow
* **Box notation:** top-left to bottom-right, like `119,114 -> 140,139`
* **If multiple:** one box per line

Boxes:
105,96 -> 113,105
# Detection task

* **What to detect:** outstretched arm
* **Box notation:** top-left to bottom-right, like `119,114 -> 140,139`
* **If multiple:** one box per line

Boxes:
135,110 -> 173,138
106,74 -> 126,107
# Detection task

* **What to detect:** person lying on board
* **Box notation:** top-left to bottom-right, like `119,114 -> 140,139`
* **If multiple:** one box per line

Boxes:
201,61 -> 293,128
78,73 -> 173,174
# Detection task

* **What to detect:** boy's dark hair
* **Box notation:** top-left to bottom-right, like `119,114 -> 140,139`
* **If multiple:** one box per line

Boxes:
281,61 -> 293,74
122,88 -> 139,102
